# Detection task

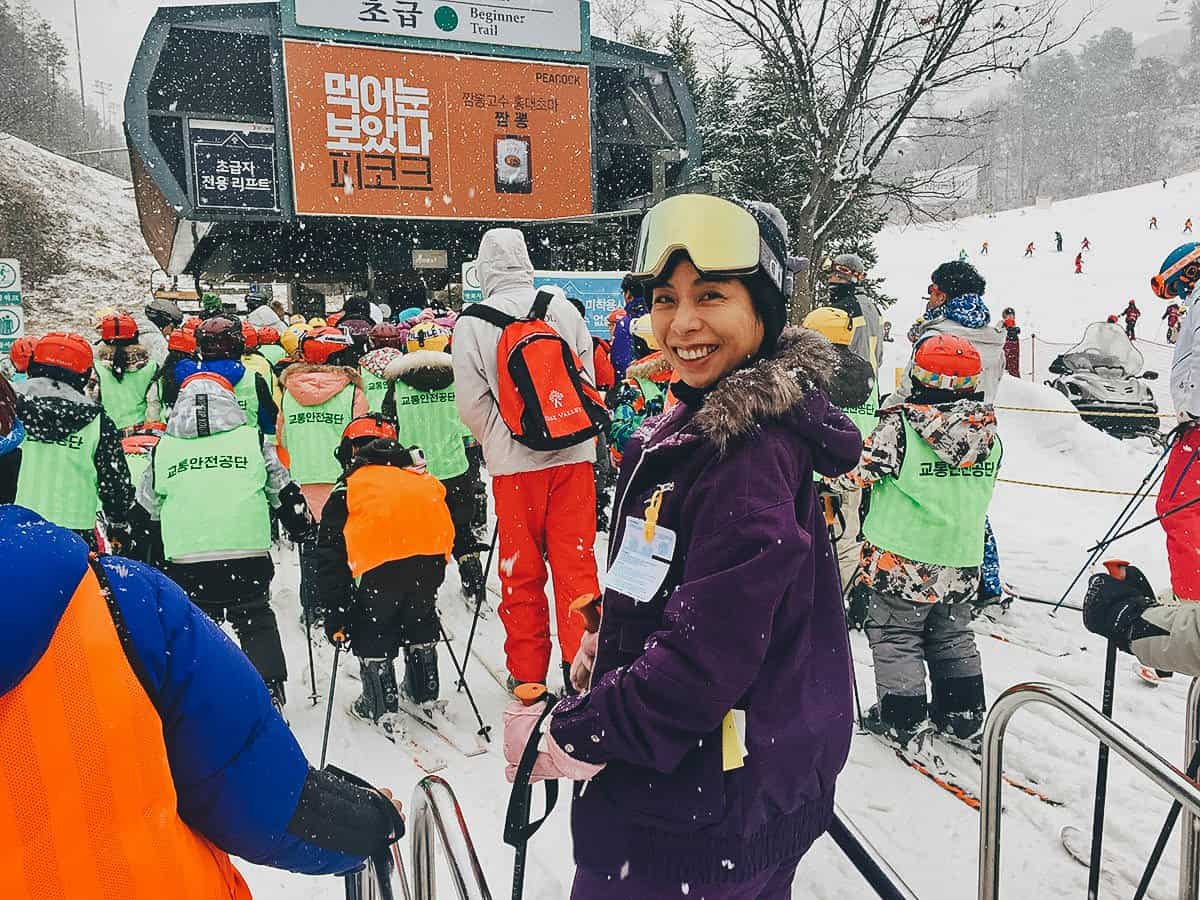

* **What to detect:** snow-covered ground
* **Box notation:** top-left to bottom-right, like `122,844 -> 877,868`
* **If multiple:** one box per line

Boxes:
237,172 -> 1200,900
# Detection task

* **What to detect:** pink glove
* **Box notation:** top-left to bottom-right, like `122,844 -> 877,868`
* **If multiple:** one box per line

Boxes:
503,700 -> 605,784
570,630 -> 599,693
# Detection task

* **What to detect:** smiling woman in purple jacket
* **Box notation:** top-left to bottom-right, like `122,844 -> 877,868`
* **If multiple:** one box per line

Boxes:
502,195 -> 862,898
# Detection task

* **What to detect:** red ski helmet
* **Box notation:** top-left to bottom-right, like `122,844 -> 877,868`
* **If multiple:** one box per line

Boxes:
336,414 -> 399,466
167,329 -> 198,355
241,321 -> 259,350
195,316 -> 244,360
911,334 -> 982,392
257,326 -> 281,346
32,333 -> 93,376
301,327 -> 355,365
9,336 -> 36,373
99,313 -> 139,344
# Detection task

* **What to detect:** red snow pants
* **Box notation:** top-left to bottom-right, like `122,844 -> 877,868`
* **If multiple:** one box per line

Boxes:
492,462 -> 599,682
1157,426 -> 1200,601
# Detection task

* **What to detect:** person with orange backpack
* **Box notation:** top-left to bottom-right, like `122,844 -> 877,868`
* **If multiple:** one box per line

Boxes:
453,228 -> 607,691
315,417 -> 455,728
1,505 -> 406,896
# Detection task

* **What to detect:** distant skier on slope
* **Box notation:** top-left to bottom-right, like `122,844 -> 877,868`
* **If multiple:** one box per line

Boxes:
1055,231 -> 1063,252
1151,216 -> 1159,230
1025,241 -> 1035,257
1186,218 -> 1194,234
1075,253 -> 1084,275
1164,302 -> 1183,344
1124,299 -> 1141,339
1081,236 -> 1090,251
980,240 -> 989,255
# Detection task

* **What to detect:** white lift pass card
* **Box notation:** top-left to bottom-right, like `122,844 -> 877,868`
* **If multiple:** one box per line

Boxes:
605,517 -> 677,604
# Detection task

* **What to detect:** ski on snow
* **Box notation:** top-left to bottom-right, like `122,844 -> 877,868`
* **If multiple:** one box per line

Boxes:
394,696 -> 489,759
346,707 -> 449,773
870,730 -> 1063,811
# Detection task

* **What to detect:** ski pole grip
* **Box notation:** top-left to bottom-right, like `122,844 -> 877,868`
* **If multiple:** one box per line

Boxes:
569,594 -> 602,633
504,691 -> 559,849
514,683 -> 547,706
1103,559 -> 1130,581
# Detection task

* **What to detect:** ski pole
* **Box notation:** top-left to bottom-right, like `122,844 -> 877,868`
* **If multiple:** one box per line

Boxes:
1132,741 -> 1200,900
1088,560 -> 1127,899
320,639 -> 343,769
459,524 -> 499,692
437,618 -> 492,743
504,684 -> 559,900
1051,442 -> 1173,614
303,600 -> 321,706
1085,491 -> 1200,554
839,561 -> 867,732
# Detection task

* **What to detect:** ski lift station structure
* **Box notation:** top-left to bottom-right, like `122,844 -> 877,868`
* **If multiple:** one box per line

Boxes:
124,1 -> 701,284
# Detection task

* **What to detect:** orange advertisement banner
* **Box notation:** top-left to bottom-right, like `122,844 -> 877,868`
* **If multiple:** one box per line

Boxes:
282,39 -> 592,220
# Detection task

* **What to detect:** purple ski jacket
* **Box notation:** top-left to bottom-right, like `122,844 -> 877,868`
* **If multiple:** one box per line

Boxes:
549,327 -> 862,886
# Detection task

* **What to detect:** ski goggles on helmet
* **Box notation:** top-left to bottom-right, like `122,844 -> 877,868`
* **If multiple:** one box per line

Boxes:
631,195 -> 795,296
1152,244 -> 1200,299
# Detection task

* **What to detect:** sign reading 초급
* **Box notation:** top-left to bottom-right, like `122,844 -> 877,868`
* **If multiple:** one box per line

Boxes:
290,0 -> 584,55
0,259 -> 24,356
189,121 -> 279,213
283,40 -> 592,221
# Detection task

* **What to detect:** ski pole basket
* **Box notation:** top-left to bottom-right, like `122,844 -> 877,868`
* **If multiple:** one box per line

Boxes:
979,681 -> 1200,899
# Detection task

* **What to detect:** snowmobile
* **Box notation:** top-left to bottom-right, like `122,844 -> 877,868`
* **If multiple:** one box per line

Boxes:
1046,321 -> 1160,440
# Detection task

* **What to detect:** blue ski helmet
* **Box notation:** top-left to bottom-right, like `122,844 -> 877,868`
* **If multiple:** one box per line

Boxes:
1152,243 -> 1200,299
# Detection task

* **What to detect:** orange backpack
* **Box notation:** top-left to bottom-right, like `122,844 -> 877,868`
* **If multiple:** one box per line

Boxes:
460,291 -> 609,450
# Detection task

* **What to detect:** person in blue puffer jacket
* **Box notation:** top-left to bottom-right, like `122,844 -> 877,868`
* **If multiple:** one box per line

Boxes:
0,505 -> 404,895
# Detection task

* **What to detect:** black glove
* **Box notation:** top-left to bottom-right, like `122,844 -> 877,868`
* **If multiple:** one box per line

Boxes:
1082,565 -> 1156,652
324,610 -> 349,647
277,481 -> 318,544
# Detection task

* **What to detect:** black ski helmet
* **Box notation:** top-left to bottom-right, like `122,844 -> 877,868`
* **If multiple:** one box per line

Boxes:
195,316 -> 245,360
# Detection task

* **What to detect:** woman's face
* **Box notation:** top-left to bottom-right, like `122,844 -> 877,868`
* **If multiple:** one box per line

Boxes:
650,258 -> 764,389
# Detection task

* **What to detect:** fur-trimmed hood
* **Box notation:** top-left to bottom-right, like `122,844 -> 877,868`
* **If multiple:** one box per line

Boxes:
626,351 -> 673,382
383,349 -> 454,391
688,327 -> 860,476
94,342 -> 152,374
279,363 -> 362,406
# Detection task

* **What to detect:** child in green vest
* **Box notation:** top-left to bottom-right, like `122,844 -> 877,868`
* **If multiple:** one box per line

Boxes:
14,332 -> 134,551
381,325 -> 484,598
359,323 -> 406,415
95,313 -> 161,431
277,327 -> 370,625
829,334 -> 1001,747
136,371 -> 316,713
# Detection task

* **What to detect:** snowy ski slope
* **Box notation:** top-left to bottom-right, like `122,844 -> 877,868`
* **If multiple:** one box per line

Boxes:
246,174 -> 1200,898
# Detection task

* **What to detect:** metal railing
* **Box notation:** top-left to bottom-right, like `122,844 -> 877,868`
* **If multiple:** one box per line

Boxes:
978,682 -> 1200,900
345,775 -> 490,900
828,805 -> 920,899
410,775 -> 492,900
1179,677 -> 1200,900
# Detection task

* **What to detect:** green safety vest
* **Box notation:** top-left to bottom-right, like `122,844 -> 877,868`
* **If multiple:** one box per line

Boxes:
233,371 -> 260,423
842,386 -> 880,438
634,377 -> 666,409
392,380 -> 469,481
125,451 -> 151,488
15,417 -> 102,530
360,367 -> 390,415
96,362 -> 159,430
862,414 -> 1001,567
282,384 -> 355,484
153,425 -> 270,560
259,344 -> 286,366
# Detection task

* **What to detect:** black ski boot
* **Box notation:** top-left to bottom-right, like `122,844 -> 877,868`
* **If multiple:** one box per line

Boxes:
352,658 -> 400,728
458,554 -> 485,599
402,643 -> 441,708
930,674 -> 987,744
865,693 -> 930,747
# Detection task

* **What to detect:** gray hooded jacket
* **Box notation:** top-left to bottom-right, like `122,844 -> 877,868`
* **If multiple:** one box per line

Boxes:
137,376 -> 294,562
451,228 -> 596,476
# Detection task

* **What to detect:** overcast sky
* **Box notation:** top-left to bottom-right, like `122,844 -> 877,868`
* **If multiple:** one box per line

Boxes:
38,0 -> 1181,113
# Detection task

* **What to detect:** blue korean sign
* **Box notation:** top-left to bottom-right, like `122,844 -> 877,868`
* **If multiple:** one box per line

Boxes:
190,120 -> 279,213
461,261 -> 624,338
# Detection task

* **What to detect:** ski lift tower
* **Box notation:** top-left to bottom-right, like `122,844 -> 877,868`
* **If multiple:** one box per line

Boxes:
123,2 -> 700,288
1159,0 -> 1182,23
